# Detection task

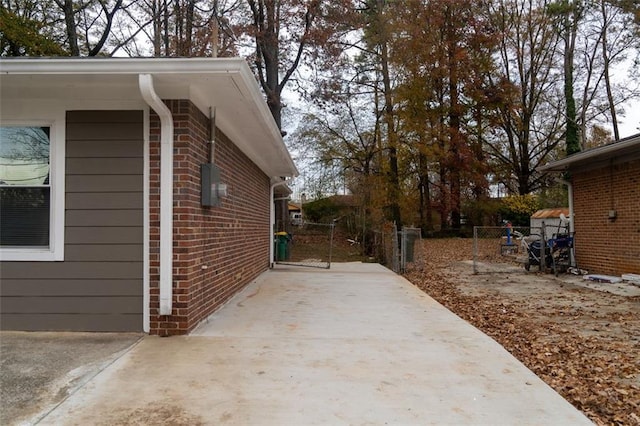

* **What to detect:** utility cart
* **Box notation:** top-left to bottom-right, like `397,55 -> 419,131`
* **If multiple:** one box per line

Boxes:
548,234 -> 574,276
522,215 -> 575,276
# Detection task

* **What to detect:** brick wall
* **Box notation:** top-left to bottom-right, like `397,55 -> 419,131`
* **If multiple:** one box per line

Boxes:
149,100 -> 271,335
572,159 -> 640,276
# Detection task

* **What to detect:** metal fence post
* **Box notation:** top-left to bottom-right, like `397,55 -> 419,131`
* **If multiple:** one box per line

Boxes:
400,226 -> 407,273
473,226 -> 478,274
392,222 -> 399,273
327,222 -> 334,269
540,221 -> 546,272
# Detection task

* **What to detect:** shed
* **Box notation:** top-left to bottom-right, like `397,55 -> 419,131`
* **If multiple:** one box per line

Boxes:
0,57 -> 298,335
539,134 -> 640,276
530,208 -> 570,240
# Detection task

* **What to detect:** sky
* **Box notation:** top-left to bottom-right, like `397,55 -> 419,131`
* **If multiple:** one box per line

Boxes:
616,100 -> 640,138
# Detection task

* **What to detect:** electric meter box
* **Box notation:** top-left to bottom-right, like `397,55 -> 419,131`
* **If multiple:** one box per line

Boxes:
201,163 -> 224,207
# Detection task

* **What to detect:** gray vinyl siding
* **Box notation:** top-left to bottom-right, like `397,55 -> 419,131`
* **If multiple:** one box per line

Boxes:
0,110 -> 144,332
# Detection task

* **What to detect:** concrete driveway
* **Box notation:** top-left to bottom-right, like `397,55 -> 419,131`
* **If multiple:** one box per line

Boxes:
16,263 -> 590,425
0,332 -> 142,425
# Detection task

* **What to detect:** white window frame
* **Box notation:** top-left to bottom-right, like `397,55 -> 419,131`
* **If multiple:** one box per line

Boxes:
0,118 -> 65,261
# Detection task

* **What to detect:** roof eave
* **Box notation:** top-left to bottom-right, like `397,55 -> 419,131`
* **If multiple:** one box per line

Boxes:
0,57 -> 247,75
0,57 -> 298,178
538,133 -> 640,173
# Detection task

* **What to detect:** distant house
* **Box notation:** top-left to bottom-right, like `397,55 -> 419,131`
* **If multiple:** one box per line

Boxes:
539,134 -> 639,276
288,203 -> 303,227
0,58 -> 298,335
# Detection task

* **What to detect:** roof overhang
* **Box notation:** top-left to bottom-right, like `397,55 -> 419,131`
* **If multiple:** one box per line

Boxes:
538,133 -> 640,173
0,57 -> 298,178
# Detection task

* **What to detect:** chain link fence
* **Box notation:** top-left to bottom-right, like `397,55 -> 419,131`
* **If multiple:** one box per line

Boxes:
373,223 -> 422,273
473,224 -> 576,275
472,226 -> 544,274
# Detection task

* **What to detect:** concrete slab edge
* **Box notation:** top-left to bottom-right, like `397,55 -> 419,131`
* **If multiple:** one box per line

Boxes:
31,335 -> 145,426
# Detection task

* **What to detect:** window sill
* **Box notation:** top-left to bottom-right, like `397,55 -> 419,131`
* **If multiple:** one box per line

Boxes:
0,248 -> 63,262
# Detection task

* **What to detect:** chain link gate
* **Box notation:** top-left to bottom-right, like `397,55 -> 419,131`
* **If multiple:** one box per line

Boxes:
275,221 -> 335,269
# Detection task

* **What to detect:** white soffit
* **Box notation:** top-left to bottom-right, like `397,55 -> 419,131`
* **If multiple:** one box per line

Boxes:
0,57 -> 298,178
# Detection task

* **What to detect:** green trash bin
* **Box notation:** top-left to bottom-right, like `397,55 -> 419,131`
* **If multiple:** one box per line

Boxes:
275,232 -> 289,261
405,233 -> 419,262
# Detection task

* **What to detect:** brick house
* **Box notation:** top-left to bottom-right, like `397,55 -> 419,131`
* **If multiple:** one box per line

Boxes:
539,134 -> 639,276
0,58 -> 297,335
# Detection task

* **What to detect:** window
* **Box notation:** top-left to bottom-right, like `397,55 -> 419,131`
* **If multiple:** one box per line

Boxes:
0,122 -> 63,261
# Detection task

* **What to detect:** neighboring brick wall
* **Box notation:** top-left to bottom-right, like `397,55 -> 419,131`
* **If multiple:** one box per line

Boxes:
149,100 -> 271,335
572,159 -> 640,276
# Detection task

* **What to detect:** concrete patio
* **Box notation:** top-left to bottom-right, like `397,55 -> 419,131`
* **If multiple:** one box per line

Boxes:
36,263 -> 590,425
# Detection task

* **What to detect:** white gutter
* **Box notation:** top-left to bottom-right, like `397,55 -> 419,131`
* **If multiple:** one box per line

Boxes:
0,56 -> 248,75
538,134 -> 640,172
270,178 -> 289,268
139,74 -> 174,316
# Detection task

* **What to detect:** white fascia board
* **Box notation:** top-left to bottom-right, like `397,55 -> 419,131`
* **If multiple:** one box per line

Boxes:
539,134 -> 640,172
0,57 -> 247,75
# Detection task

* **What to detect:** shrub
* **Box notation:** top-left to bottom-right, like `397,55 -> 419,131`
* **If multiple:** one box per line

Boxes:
499,194 -> 540,226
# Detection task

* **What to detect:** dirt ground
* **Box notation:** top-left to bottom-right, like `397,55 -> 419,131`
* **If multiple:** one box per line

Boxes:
404,238 -> 640,426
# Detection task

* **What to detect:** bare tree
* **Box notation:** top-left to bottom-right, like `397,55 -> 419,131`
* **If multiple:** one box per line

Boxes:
243,0 -> 320,130
597,0 -> 637,140
51,0 -> 124,56
567,0 -> 638,146
107,0 -> 241,57
487,0 -> 565,195
548,0 -> 583,155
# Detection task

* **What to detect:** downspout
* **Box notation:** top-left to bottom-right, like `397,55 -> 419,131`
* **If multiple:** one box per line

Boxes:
558,177 -> 575,266
558,178 -> 574,234
270,178 -> 288,268
139,74 -> 174,316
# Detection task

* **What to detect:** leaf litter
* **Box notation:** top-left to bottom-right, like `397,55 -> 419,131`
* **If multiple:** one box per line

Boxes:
404,238 -> 639,425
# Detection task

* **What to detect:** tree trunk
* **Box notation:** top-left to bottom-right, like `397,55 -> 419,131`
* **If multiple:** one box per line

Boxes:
163,0 -> 170,55
601,0 -> 620,141
472,106 -> 488,200
446,6 -> 461,232
439,158 -> 448,230
247,0 -> 316,131
61,0 -> 79,56
152,0 -> 162,56
184,0 -> 196,56
418,151 -> 433,232
377,0 -> 401,229
211,1 -> 219,58
564,1 -> 580,155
